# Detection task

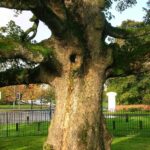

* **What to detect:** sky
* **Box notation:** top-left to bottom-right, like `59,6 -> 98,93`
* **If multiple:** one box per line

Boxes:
0,8 -> 51,42
109,0 -> 147,26
0,0 -> 148,42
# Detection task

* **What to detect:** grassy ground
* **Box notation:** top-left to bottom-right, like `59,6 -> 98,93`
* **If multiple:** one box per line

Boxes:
0,135 -> 150,150
0,136 -> 46,150
112,136 -> 150,150
0,122 -> 49,137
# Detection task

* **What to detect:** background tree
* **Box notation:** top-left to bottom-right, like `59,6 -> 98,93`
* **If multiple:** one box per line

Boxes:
0,84 -> 39,104
105,20 -> 150,105
143,0 -> 150,24
0,1 -> 149,150
41,85 -> 56,105
0,84 -> 55,104
105,74 -> 150,105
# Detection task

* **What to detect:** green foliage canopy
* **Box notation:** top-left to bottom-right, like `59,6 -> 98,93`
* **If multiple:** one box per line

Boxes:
112,20 -> 150,75
106,73 -> 150,104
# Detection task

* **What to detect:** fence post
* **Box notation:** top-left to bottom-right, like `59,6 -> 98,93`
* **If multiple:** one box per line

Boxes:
125,114 -> 129,122
139,120 -> 143,129
27,116 -> 29,124
113,120 -> 116,130
6,112 -> 8,137
49,106 -> 52,120
16,123 -> 19,131
38,122 -> 40,132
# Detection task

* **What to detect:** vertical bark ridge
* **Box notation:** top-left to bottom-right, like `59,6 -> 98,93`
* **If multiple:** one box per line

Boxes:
43,1 -> 112,149
44,57 -> 111,150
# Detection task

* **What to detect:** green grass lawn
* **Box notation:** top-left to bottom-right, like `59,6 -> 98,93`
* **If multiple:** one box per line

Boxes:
0,136 -> 46,150
0,135 -> 150,150
0,122 -> 49,137
112,136 -> 150,150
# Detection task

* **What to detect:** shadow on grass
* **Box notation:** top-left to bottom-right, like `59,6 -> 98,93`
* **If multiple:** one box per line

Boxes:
0,136 -> 47,150
111,134 -> 150,150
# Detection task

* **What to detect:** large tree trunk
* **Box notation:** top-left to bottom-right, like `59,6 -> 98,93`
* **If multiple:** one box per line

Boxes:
43,1 -> 112,149
43,43 -> 112,149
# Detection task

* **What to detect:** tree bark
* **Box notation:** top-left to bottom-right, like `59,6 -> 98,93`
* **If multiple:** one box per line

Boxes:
44,61 -> 111,150
43,35 -> 112,150
41,1 -> 112,148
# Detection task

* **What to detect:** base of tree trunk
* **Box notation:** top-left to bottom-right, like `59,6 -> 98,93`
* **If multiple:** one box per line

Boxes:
43,69 -> 112,150
43,143 -> 54,150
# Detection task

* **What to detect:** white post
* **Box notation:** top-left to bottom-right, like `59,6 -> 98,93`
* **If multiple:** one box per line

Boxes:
106,92 -> 117,112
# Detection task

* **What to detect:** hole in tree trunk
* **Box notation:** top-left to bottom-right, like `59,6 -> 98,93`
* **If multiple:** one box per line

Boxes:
70,54 -> 76,63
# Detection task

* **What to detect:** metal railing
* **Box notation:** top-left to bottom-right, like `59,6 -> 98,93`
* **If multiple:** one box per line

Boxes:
104,111 -> 150,136
1,109 -> 150,137
0,109 -> 54,137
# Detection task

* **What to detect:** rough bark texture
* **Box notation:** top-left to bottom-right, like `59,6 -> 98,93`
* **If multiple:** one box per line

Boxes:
42,23 -> 112,149
44,65 -> 112,150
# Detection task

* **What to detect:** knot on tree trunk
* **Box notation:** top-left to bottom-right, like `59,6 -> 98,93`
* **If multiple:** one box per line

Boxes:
69,53 -> 83,73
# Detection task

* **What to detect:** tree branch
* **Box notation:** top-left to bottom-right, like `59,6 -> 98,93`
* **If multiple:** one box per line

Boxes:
0,66 -> 42,87
21,15 -> 39,42
106,42 -> 150,78
0,37 -> 63,80
0,39 -> 45,63
0,0 -> 38,10
0,0 -> 67,37
104,21 -> 132,39
0,62 -> 61,87
32,4 -> 67,37
104,21 -> 150,39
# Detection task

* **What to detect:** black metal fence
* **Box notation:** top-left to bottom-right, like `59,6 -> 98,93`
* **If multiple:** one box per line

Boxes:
1,109 -> 150,137
0,109 -> 54,137
104,111 -> 150,136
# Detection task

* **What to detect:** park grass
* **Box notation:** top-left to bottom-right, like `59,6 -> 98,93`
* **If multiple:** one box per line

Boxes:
0,135 -> 150,150
0,136 -> 46,150
112,135 -> 150,150
0,121 -> 49,137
